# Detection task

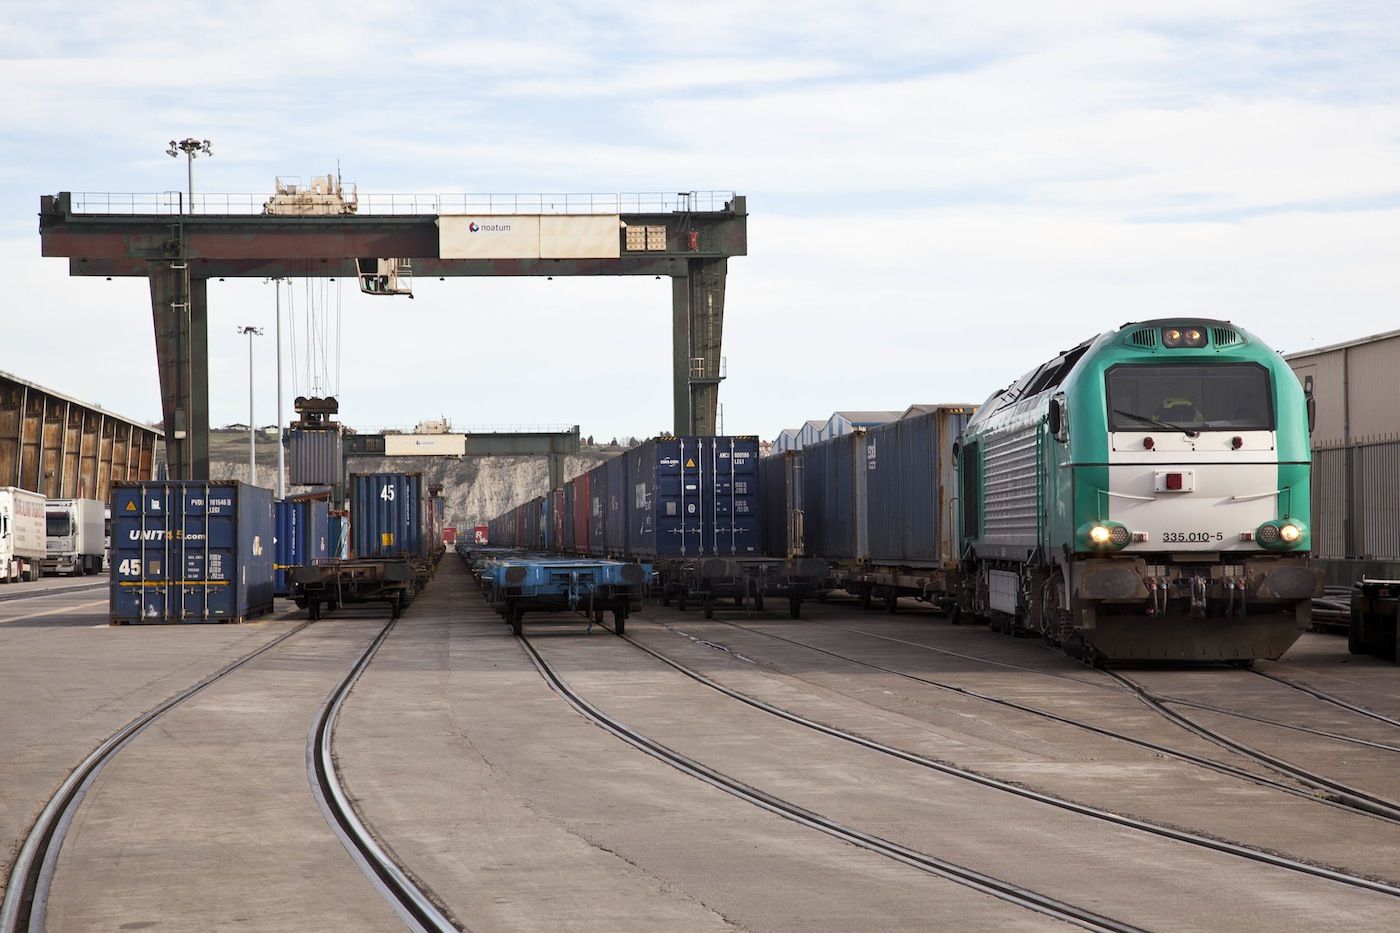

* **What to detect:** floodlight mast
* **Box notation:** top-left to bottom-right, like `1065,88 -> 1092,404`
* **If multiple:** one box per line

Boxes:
166,137 -> 212,213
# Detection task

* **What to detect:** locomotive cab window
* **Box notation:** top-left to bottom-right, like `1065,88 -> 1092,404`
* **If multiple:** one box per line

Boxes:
1106,363 -> 1274,432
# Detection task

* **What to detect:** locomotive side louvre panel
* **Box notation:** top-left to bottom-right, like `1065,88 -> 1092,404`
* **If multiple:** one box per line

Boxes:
981,422 -> 1040,546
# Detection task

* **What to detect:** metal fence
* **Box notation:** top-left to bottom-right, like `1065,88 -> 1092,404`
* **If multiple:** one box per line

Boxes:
1311,437 -> 1400,560
68,190 -> 738,217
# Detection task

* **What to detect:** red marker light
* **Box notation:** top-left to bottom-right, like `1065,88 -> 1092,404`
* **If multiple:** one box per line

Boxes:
1232,436 -> 1243,449
1166,472 -> 1183,490
1143,437 -> 1155,449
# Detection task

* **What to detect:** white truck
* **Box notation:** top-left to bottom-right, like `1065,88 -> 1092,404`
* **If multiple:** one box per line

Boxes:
0,487 -> 47,583
44,498 -> 106,576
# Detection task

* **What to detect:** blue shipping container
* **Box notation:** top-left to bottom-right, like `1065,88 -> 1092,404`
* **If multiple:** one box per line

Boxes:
275,498 -> 331,596
350,473 -> 425,560
604,453 -> 629,554
626,437 -> 761,558
110,481 -> 275,624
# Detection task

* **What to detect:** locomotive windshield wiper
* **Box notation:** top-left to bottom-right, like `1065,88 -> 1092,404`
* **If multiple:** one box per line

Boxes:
1113,409 -> 1199,438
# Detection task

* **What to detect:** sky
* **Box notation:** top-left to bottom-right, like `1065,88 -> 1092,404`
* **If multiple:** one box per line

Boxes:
2,1 -> 1398,444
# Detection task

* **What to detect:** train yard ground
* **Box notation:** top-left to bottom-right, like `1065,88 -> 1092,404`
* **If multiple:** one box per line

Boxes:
3,566 -> 1399,931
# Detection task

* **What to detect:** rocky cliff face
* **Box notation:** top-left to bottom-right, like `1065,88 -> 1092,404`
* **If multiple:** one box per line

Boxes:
206,432 -> 619,531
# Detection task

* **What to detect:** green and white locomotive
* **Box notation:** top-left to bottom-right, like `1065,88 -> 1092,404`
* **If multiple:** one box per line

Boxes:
955,319 -> 1323,663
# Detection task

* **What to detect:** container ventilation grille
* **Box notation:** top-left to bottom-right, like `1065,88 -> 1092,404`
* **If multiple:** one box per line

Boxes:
1212,326 -> 1241,347
1130,329 -> 1157,348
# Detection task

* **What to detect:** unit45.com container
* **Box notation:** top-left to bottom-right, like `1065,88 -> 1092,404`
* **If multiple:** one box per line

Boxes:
109,481 -> 275,624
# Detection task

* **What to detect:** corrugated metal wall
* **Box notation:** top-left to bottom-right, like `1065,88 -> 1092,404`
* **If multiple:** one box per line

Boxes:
1311,439 -> 1400,561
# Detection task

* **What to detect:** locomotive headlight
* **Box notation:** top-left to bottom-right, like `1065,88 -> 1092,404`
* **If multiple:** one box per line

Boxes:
1081,521 -> 1130,551
1162,328 -> 1183,348
1256,520 -> 1306,550
1183,327 -> 1206,348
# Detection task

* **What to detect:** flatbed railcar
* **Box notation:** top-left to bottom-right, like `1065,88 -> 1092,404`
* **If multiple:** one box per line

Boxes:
956,319 -> 1323,663
477,554 -> 650,635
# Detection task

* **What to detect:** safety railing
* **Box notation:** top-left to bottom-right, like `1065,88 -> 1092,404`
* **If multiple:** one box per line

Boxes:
67,191 -> 738,216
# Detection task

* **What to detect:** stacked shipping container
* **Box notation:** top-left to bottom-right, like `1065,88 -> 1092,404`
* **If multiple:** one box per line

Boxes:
485,437 -> 762,559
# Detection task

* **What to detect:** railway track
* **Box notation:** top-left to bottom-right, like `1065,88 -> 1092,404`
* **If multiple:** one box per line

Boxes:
307,619 -> 459,933
1253,669 -> 1400,729
688,615 -> 1400,828
819,619 -> 1400,756
1104,669 -> 1400,822
0,622 -> 313,933
0,581 -> 108,605
607,620 -> 1400,900
516,630 -> 1148,933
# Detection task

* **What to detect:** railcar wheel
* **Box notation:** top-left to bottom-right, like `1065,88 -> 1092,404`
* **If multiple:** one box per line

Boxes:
511,613 -> 523,637
1231,659 -> 1256,669
613,606 -> 626,633
704,596 -> 715,619
754,593 -> 764,611
789,596 -> 801,619
859,586 -> 873,611
885,592 -> 898,614
308,601 -> 321,621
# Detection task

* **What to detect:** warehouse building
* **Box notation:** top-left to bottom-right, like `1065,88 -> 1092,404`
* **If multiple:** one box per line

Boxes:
1286,329 -> 1400,581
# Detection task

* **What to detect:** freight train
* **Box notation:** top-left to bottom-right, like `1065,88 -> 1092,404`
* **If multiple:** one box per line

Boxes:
485,436 -> 825,616
956,319 -> 1323,663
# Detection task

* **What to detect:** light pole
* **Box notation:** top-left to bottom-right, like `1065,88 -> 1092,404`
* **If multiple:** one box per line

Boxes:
237,326 -> 263,486
273,279 -> 286,498
166,137 -> 212,212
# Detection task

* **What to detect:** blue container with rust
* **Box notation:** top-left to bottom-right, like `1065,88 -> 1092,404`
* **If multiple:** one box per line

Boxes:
110,481 -> 275,624
349,473 -> 425,559
274,498 -> 330,597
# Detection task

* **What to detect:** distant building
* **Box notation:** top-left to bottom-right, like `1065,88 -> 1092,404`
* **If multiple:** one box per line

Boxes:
772,410 -> 902,453
1284,329 -> 1400,568
1285,328 -> 1400,448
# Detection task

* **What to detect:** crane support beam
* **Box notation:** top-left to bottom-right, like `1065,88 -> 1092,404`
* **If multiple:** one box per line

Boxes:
39,193 -> 746,461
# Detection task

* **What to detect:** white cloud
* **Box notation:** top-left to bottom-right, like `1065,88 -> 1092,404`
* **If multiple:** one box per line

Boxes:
2,1 -> 1399,447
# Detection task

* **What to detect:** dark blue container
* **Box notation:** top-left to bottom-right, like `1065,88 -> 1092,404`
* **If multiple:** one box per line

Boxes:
864,407 -> 969,566
801,431 -> 867,560
626,436 -> 761,558
275,498 -> 330,597
349,473 -> 425,559
604,453 -> 629,555
109,481 -> 274,624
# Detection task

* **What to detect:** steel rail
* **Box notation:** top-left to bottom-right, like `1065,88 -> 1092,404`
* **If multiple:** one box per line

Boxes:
1146,695 -> 1400,753
1253,670 -> 1400,730
517,633 -> 1146,933
613,624 -> 1400,899
816,619 -> 1400,753
0,581 -> 108,604
1104,669 -> 1400,823
701,616 -> 1400,826
0,621 -> 314,933
307,620 -> 459,933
